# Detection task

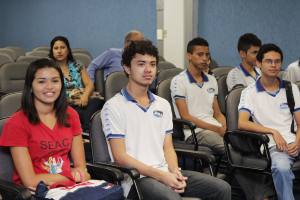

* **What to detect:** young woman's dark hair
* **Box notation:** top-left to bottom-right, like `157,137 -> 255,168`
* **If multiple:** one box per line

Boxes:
49,36 -> 75,62
22,58 -> 70,126
256,43 -> 283,62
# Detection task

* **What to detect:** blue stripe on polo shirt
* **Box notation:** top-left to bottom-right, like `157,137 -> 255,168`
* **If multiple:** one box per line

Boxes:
256,78 -> 285,94
186,70 -> 208,83
174,95 -> 186,99
106,133 -> 125,140
165,129 -> 173,134
120,88 -> 156,112
239,107 -> 251,114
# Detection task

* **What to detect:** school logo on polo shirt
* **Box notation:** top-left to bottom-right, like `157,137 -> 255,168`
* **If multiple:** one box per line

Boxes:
280,102 -> 289,110
207,88 -> 215,93
153,110 -> 163,118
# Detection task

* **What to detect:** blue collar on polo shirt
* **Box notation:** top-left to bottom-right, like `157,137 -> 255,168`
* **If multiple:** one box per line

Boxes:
239,64 -> 259,77
186,70 -> 208,83
121,88 -> 156,103
256,77 -> 285,96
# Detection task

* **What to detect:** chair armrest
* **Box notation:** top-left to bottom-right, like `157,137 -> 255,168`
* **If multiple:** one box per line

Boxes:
175,148 -> 216,163
173,118 -> 196,130
0,179 -> 32,200
94,161 -> 140,180
231,130 -> 270,143
86,163 -> 124,183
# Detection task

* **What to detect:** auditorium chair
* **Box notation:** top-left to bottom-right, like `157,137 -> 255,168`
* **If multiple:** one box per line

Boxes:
0,62 -> 28,97
156,78 -> 217,175
5,46 -> 26,59
217,74 -> 228,115
104,71 -> 128,101
72,48 -> 93,59
73,52 -> 92,67
32,46 -> 50,52
0,48 -> 17,61
0,53 -> 13,68
224,86 -> 300,199
94,68 -> 105,97
211,66 -> 234,80
0,92 -> 22,118
157,61 -> 176,72
16,55 -> 43,64
25,50 -> 49,58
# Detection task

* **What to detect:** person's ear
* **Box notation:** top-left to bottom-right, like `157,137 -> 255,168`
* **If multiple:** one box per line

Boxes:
239,50 -> 246,59
123,65 -> 131,75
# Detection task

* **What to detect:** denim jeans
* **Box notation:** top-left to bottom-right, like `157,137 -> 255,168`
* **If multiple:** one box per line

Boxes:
270,146 -> 299,200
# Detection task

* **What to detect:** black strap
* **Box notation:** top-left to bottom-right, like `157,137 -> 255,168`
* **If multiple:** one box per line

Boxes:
285,81 -> 296,133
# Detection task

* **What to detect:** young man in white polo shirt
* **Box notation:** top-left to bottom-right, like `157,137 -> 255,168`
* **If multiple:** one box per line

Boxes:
101,40 -> 231,200
238,43 -> 300,200
226,33 -> 262,91
170,37 -> 226,155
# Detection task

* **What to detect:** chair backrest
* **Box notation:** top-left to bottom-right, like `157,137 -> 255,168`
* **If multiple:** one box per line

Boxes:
105,71 -> 128,101
16,55 -> 42,64
156,78 -> 185,140
89,111 -> 111,163
211,66 -> 234,80
156,68 -> 183,86
5,46 -> 26,58
217,74 -> 228,115
226,86 -> 245,131
26,50 -> 49,58
72,48 -> 92,59
157,61 -> 176,71
0,53 -> 14,67
73,53 -> 92,67
0,48 -> 17,61
209,58 -> 219,70
0,62 -> 28,95
0,92 -> 22,118
94,68 -> 105,97
32,46 -> 50,52
0,117 -> 14,181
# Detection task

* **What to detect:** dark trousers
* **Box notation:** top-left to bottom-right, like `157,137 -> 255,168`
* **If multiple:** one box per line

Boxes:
128,170 -> 231,200
73,98 -> 103,132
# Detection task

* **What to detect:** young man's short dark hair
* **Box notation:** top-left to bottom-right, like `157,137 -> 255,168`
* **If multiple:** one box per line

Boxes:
122,40 -> 159,67
256,43 -> 283,62
187,37 -> 209,53
237,33 -> 262,52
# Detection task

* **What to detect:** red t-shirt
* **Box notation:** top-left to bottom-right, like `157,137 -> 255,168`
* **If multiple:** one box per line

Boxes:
0,106 -> 82,185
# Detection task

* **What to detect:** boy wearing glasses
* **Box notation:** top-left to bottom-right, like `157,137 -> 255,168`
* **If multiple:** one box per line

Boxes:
226,33 -> 261,91
238,43 -> 300,200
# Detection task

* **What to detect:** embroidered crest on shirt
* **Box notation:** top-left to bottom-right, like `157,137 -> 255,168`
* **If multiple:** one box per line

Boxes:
42,156 -> 64,174
280,102 -> 289,109
207,88 -> 215,93
153,110 -> 163,118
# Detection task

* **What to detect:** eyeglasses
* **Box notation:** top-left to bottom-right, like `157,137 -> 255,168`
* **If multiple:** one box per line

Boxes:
262,59 -> 282,65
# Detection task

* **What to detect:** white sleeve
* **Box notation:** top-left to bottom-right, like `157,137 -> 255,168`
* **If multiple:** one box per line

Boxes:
170,75 -> 186,100
101,101 -> 125,140
292,83 -> 300,112
238,87 -> 253,115
163,101 -> 173,135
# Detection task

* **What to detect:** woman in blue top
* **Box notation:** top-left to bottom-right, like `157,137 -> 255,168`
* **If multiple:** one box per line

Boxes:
49,36 -> 102,133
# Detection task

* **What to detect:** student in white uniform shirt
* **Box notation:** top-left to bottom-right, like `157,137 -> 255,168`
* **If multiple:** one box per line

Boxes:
239,43 -> 300,200
170,37 -> 226,155
101,40 -> 231,200
285,59 -> 300,83
226,33 -> 262,91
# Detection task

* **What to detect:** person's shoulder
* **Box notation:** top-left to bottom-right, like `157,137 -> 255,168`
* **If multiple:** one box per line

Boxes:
171,70 -> 187,82
66,106 -> 79,116
103,92 -> 124,108
5,110 -> 28,127
107,48 -> 122,55
286,60 -> 299,70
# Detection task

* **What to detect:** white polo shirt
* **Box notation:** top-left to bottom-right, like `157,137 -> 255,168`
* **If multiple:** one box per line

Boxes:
285,60 -> 300,83
101,88 -> 173,195
226,64 -> 261,91
170,70 -> 221,139
238,78 -> 300,147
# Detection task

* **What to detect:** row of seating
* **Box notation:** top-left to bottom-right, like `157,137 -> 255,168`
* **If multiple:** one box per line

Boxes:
0,46 -> 93,68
